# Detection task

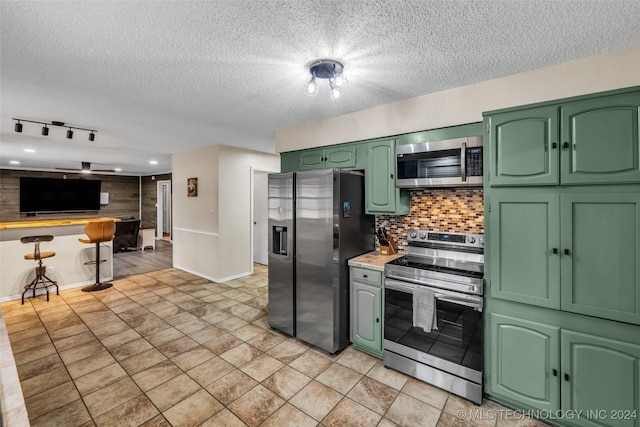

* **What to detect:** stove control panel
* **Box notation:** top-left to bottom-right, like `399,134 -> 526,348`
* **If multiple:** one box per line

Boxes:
406,230 -> 484,248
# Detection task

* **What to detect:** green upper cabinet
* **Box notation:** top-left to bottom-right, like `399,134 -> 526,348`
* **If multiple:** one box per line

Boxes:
485,89 -> 640,187
487,106 -> 559,186
561,330 -> 640,427
489,193 -> 560,308
560,193 -> 640,325
365,139 -> 410,215
489,313 -> 560,411
561,93 -> 640,185
298,145 -> 357,171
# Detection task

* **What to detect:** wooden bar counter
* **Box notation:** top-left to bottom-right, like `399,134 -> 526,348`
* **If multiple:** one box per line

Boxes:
0,218 -> 119,302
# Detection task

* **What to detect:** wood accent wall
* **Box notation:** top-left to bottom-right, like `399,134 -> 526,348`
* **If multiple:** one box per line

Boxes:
0,169 -> 140,223
140,173 -> 172,229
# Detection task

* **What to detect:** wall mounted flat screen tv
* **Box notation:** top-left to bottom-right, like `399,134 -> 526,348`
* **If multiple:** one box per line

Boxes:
20,177 -> 101,213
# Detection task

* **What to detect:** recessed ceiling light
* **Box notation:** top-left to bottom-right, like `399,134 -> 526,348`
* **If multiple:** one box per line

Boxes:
24,149 -> 35,153
114,167 -> 122,172
149,160 -> 158,165
10,160 -> 20,165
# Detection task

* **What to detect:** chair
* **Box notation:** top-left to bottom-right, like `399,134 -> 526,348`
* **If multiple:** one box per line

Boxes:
113,218 -> 141,252
21,235 -> 59,305
79,220 -> 116,292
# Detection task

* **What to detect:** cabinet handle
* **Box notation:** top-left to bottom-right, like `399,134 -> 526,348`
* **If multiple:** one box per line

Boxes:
376,318 -> 380,323
390,174 -> 394,179
552,248 -> 558,254
564,248 -> 571,256
564,373 -> 570,381
562,142 -> 570,149
552,142 -> 558,149
363,274 -> 368,278
552,369 -> 558,377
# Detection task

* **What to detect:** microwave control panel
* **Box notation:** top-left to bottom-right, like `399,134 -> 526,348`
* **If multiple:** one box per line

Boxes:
466,147 -> 483,176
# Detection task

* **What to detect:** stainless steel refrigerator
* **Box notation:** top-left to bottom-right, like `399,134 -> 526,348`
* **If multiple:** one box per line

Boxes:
268,169 -> 374,354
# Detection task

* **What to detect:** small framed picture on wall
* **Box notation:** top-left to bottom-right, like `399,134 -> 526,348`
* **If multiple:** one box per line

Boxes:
187,178 -> 197,197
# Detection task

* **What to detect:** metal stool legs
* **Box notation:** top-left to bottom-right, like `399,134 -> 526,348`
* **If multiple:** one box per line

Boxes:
82,241 -> 113,292
22,258 -> 59,305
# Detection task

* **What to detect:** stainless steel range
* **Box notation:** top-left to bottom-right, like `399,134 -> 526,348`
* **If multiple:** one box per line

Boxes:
383,230 -> 484,404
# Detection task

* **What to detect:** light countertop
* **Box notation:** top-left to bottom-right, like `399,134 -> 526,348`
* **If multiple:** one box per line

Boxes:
349,251 -> 404,272
0,217 -> 120,230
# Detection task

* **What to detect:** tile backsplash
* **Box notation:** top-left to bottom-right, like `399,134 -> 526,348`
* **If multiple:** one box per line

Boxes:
376,188 -> 484,252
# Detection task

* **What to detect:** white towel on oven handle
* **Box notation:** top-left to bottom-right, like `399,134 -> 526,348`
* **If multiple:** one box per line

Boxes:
413,287 -> 438,333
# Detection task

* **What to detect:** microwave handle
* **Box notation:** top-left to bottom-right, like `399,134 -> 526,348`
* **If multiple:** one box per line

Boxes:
461,141 -> 467,182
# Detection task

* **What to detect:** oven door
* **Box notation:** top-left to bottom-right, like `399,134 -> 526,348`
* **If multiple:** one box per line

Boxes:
383,279 -> 483,376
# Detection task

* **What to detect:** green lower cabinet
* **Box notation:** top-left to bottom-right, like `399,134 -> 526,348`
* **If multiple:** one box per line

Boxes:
350,267 -> 383,358
490,314 -> 560,411
561,330 -> 640,427
365,139 -> 410,215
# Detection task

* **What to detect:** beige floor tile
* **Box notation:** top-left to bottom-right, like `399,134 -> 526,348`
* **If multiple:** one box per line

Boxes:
316,363 -> 363,395
9,324 -> 49,343
219,343 -> 262,366
29,399 -> 92,427
46,322 -> 90,341
260,402 -> 317,427
444,396 -> 500,427
378,418 -> 400,427
145,326 -> 185,347
438,412 -> 478,427
322,397 -> 382,427
266,340 -> 308,364
17,353 -> 64,381
246,330 -> 287,352
173,317 -> 210,334
205,369 -> 258,405
347,376 -> 399,415
111,337 -> 154,361
262,365 -> 312,400
227,384 -> 285,427
132,359 -> 183,391
119,348 -> 168,375
13,341 -> 57,367
91,320 -> 133,340
156,335 -> 200,358
187,356 -> 234,387
9,331 -> 52,353
216,316 -> 248,332
163,389 -> 223,427
188,324 -> 225,344
66,350 -> 117,379
146,373 -> 202,412
402,377 -> 450,410
289,381 -> 343,422
140,414 -> 172,427
240,353 -> 285,382
200,309 -> 232,324
336,346 -> 377,374
53,330 -> 99,352
59,340 -> 106,365
94,394 -> 159,426
200,408 -> 247,427
171,345 -> 215,371
20,366 -> 71,398
75,362 -> 128,395
99,328 -> 142,349
289,349 -> 334,378
25,381 -> 80,420
83,376 -> 142,418
5,317 -> 42,334
229,323 -> 264,341
202,333 -> 243,354
367,362 -> 409,391
386,393 -> 442,427
164,310 -> 198,327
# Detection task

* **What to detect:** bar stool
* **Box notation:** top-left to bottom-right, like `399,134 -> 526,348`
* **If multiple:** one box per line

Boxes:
21,235 -> 59,305
79,220 -> 116,292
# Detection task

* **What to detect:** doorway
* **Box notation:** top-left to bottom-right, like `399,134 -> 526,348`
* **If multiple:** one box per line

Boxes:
157,180 -> 172,242
252,171 -> 269,266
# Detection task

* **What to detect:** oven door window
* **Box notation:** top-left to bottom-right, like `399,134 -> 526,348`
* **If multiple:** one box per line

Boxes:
384,287 -> 482,371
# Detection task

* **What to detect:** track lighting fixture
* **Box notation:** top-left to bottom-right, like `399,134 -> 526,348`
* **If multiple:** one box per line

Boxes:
304,59 -> 348,100
11,118 -> 97,141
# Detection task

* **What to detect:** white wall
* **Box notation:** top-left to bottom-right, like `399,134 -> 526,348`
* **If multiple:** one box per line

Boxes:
275,45 -> 640,152
172,144 -> 279,282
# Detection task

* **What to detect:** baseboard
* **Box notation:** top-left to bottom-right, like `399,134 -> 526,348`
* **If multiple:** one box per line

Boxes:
172,264 -> 252,284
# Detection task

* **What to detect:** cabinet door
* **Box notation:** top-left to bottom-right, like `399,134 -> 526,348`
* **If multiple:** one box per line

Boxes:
325,145 -> 356,169
351,280 -> 382,354
489,194 -> 560,308
560,193 -> 640,325
366,139 -> 409,214
561,330 -> 640,427
561,92 -> 640,185
298,148 -> 325,170
488,106 -> 559,186
489,314 -> 560,411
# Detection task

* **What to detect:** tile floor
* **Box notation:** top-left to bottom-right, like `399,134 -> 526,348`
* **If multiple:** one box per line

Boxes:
2,265 -> 547,427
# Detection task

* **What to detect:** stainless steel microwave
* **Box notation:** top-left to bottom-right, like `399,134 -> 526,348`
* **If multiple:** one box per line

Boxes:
395,136 -> 483,188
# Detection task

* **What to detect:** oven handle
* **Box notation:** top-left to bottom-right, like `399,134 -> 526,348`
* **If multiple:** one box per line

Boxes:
385,279 -> 483,311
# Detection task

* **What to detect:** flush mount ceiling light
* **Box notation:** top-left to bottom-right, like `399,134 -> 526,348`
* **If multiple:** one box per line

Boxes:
12,118 -> 97,141
304,59 -> 348,100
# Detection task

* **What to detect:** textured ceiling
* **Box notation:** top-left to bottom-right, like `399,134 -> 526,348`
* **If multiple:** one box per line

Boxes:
1,1 -> 640,175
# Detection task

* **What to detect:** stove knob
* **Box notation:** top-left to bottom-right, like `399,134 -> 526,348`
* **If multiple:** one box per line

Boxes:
468,237 -> 476,244
418,232 -> 427,240
479,237 -> 484,245
409,231 -> 417,239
